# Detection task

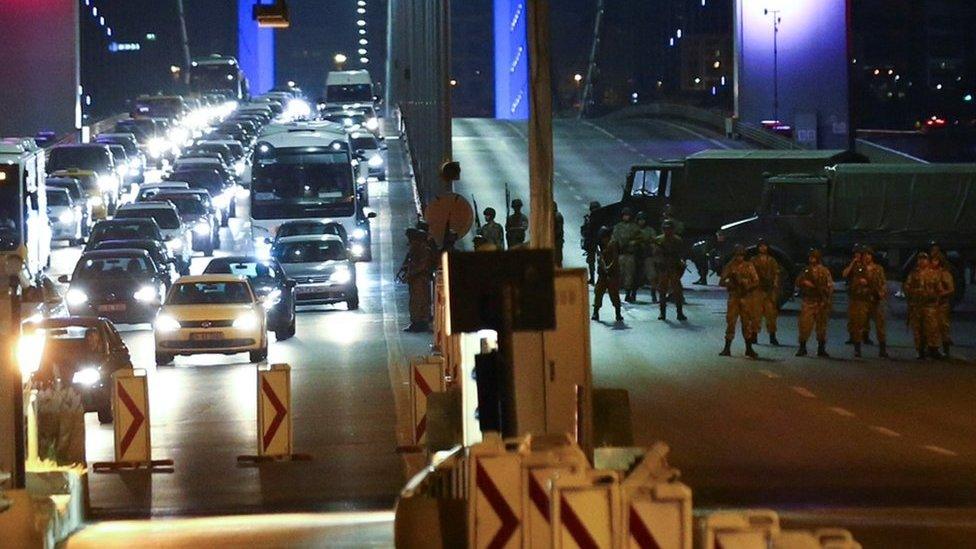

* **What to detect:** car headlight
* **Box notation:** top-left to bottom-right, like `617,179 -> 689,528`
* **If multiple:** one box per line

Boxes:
89,196 -> 103,207
166,238 -> 183,252
72,367 -> 101,387
147,138 -> 168,158
368,154 -> 384,167
234,160 -> 246,176
365,117 -> 379,131
133,286 -> 157,302
58,210 -> 74,224
329,267 -> 352,284
155,314 -> 181,333
212,193 -> 230,208
232,311 -> 260,330
351,228 -> 367,240
97,175 -> 117,191
66,289 -> 88,307
350,244 -> 365,257
262,289 -> 282,310
194,221 -> 211,236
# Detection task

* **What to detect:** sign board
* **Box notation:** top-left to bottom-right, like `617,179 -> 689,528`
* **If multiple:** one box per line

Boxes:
113,369 -> 151,463
258,363 -> 292,457
410,357 -> 446,445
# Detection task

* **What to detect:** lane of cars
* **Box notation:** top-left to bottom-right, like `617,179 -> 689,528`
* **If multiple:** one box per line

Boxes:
26,82 -> 386,423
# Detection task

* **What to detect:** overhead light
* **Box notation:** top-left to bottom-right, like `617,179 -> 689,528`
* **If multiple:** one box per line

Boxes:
357,19 -> 366,26
359,39 -> 368,45
360,57 -> 369,64
253,0 -> 290,28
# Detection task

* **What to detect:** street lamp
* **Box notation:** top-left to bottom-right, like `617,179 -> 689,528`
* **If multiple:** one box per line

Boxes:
334,53 -> 347,70
764,8 -> 782,121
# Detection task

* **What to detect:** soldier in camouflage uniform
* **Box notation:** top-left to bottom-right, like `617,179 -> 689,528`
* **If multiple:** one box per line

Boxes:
592,227 -> 623,323
929,251 -> 955,357
903,253 -> 930,359
655,220 -> 687,321
847,246 -> 889,358
581,201 -> 601,284
719,245 -> 760,358
612,207 -> 642,303
750,239 -> 782,345
795,248 -> 833,357
477,207 -> 505,250
636,212 -> 659,303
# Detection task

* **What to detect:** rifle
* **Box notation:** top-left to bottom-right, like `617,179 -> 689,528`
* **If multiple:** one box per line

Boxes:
505,183 -> 511,226
473,195 -> 482,231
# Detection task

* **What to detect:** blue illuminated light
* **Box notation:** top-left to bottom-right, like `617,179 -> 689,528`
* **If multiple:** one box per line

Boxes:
494,0 -> 529,119
238,0 -> 275,94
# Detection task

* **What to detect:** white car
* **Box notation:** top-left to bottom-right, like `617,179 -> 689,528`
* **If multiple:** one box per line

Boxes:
154,275 -> 268,365
115,201 -> 193,273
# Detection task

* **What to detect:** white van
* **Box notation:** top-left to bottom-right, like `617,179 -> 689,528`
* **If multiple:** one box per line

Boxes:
324,70 -> 375,107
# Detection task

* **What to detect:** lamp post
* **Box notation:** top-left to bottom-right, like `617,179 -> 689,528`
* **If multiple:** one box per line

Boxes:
764,8 -> 782,121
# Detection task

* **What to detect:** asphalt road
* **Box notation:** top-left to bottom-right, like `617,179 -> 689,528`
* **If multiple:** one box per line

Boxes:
451,117 -> 976,547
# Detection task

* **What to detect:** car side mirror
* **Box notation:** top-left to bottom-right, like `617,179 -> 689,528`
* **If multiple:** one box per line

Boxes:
57,274 -> 70,284
367,211 -> 377,219
264,237 -> 273,245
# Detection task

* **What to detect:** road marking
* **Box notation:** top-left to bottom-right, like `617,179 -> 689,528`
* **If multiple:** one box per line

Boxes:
922,445 -> 958,457
581,121 -> 651,161
827,406 -> 856,418
757,369 -> 780,379
652,119 -> 732,149
869,426 -> 901,438
791,386 -> 817,399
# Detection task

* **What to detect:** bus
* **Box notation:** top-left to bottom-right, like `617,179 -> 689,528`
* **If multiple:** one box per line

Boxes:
324,70 -> 374,107
249,126 -> 375,261
0,138 -> 52,277
190,55 -> 248,101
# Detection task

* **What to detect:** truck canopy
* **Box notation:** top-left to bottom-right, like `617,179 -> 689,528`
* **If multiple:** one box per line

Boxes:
826,164 -> 976,235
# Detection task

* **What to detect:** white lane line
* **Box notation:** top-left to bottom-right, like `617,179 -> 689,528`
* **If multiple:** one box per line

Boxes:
652,119 -> 732,149
922,445 -> 958,457
791,386 -> 817,399
869,426 -> 902,438
758,369 -> 781,379
582,121 -> 650,161
827,406 -> 856,418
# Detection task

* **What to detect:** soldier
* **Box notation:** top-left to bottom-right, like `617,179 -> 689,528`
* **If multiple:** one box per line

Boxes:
904,253 -> 945,359
847,247 -> 888,358
402,227 -> 433,332
795,248 -> 833,357
506,198 -> 529,248
554,202 -> 565,267
719,245 -> 760,358
929,251 -> 955,357
581,201 -> 601,284
477,207 -> 505,250
902,253 -> 928,359
750,239 -> 782,345
592,227 -> 623,323
660,203 -> 685,235
655,220 -> 687,321
636,212 -> 659,303
612,207 -> 642,303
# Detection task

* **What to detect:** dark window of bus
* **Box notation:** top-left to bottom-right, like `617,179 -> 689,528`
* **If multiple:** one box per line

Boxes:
0,165 -> 22,250
327,84 -> 372,103
47,146 -> 113,174
252,150 -> 354,217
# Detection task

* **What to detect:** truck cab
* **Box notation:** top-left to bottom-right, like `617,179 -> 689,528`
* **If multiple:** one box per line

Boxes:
587,161 -> 684,239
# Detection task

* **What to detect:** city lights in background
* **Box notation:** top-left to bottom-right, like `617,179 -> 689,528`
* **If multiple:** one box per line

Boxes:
357,1 -> 369,66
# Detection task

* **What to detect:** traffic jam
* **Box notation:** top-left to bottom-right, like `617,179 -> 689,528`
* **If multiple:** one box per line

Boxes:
6,59 -> 384,425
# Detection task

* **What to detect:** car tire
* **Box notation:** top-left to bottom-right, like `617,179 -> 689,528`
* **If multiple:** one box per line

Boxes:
229,199 -> 237,218
204,243 -> 215,257
347,294 -> 360,311
221,213 -> 229,228
275,316 -> 296,341
155,352 -> 174,366
96,402 -> 113,424
249,347 -> 268,363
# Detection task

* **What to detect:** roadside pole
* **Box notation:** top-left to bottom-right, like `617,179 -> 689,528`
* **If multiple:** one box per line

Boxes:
527,0 -> 555,251
0,272 -> 25,489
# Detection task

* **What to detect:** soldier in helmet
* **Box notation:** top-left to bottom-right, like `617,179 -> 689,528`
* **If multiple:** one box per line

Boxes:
635,211 -> 659,303
795,248 -> 834,357
750,238 -> 782,345
554,202 -> 565,267
719,244 -> 760,358
903,252 -> 933,359
478,207 -> 505,250
655,220 -> 687,321
506,198 -> 529,248
581,201 -> 602,284
929,249 -> 955,357
612,207 -> 642,303
402,227 -> 433,332
848,246 -> 889,358
592,226 -> 623,322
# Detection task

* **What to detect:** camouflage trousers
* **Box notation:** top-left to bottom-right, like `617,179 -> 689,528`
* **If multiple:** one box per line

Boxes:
798,300 -> 830,343
910,304 -> 943,349
408,278 -> 431,323
848,299 -> 886,344
619,254 -> 637,291
756,290 -> 779,336
725,293 -> 760,341
594,276 -> 621,310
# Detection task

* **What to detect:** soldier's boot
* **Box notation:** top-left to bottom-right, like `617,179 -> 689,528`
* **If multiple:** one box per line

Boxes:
626,290 -> 637,303
942,343 -> 951,358
658,302 -> 667,321
615,306 -> 624,322
769,333 -> 780,346
796,341 -> 808,357
676,302 -> 688,322
878,342 -> 889,359
745,340 -> 758,359
853,342 -> 862,358
591,306 -> 600,322
927,346 -> 943,360
719,339 -> 732,356
817,341 -> 830,358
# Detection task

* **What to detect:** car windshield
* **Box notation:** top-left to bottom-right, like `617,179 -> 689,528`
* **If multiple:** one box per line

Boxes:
115,120 -> 155,142
47,182 -> 82,201
206,260 -> 279,284
94,241 -> 160,261
75,255 -> 152,278
40,327 -> 105,366
90,221 -> 159,242
168,281 -> 252,305
351,136 -> 377,150
171,170 -> 224,195
273,240 -> 346,263
96,136 -> 138,155
278,223 -> 343,239
252,149 -> 354,208
327,84 -> 372,103
47,146 -> 112,173
46,190 -> 70,206
116,208 -> 181,230
159,196 -> 207,216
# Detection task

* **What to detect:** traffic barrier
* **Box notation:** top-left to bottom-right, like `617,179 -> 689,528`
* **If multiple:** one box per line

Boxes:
410,355 -> 447,447
621,443 -> 693,549
92,369 -> 173,472
238,363 -> 311,464
814,528 -> 861,549
550,469 -> 621,549
467,434 -> 527,549
433,271 -> 447,354
700,509 -> 780,549
770,528 -> 862,549
521,435 -> 591,548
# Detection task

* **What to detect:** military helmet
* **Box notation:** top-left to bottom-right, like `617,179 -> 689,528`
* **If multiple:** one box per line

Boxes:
620,207 -> 633,217
757,237 -> 767,246
589,200 -> 601,211
512,198 -> 523,208
917,251 -> 930,260
662,219 -> 675,230
733,244 -> 746,256
484,207 -> 496,217
598,226 -> 613,239
636,211 -> 648,222
861,245 -> 874,255
808,247 -> 823,260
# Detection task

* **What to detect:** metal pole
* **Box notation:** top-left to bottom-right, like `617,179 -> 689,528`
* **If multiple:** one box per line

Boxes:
579,0 -> 605,119
526,0 -> 554,251
9,277 -> 24,488
175,0 -> 192,86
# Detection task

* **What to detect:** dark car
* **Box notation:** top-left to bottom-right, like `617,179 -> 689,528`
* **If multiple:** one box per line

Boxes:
154,191 -> 221,255
46,177 -> 93,237
60,249 -> 168,324
91,239 -> 178,288
85,218 -> 164,251
96,133 -> 145,185
166,168 -> 235,222
28,317 -> 133,423
203,256 -> 297,340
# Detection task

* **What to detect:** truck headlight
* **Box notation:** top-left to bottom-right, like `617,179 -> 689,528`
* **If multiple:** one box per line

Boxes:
133,286 -> 157,302
72,367 -> 101,387
194,222 -> 211,236
148,138 -> 168,158
155,314 -> 181,333
233,311 -> 260,330
368,154 -> 384,167
66,289 -> 89,306
329,267 -> 352,284
58,210 -> 74,224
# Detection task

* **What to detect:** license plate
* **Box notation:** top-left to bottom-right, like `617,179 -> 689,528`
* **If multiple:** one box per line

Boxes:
296,284 -> 328,294
190,332 -> 224,341
98,304 -> 126,312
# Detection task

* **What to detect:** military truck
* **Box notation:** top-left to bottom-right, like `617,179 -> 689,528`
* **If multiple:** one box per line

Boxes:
713,164 -> 976,302
587,149 -> 863,277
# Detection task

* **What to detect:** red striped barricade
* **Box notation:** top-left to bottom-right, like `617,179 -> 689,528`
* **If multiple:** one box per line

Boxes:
550,469 -> 622,549
620,443 -> 692,549
700,510 -> 780,549
467,434 -> 529,549
410,355 -> 447,446
520,435 -> 592,548
238,363 -> 311,464
92,369 -> 173,472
